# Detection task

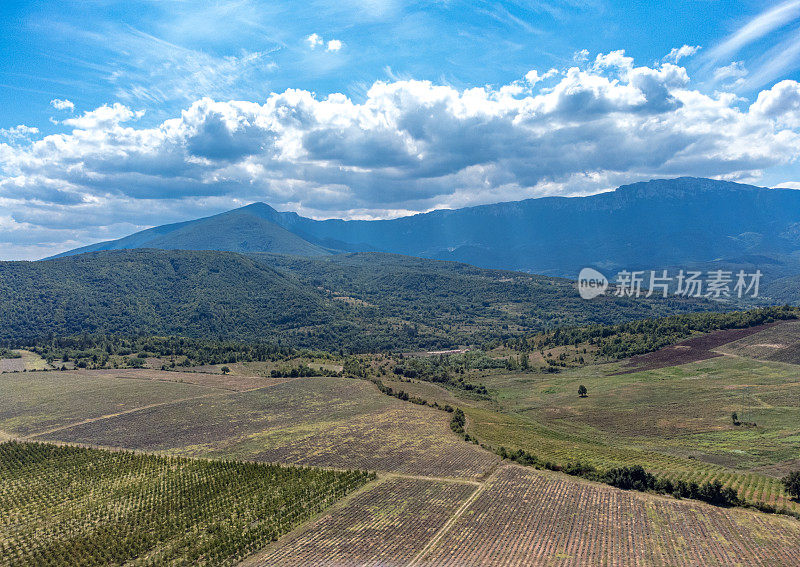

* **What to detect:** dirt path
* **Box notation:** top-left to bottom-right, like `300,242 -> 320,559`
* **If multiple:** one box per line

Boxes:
28,375 -> 306,439
29,390 -> 231,438
405,466 -> 501,567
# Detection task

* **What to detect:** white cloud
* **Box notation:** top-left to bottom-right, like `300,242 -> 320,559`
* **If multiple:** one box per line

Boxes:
705,0 -> 800,64
61,103 -> 144,130
664,45 -> 701,64
50,99 -> 75,112
524,68 -> 558,85
2,51 -> 800,258
743,27 -> 800,90
306,34 -> 342,52
750,80 -> 800,128
306,33 -> 323,49
0,125 -> 40,144
573,49 -> 590,63
71,26 -> 276,108
713,61 -> 748,88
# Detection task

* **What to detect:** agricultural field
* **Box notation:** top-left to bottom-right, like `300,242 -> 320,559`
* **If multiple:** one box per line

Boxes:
418,464 -> 800,566
248,477 -> 479,566
0,350 -> 52,373
0,369 -> 225,437
91,368 -> 297,392
464,355 -> 800,512
717,319 -> 800,364
4,320 -> 800,565
33,374 -> 498,478
481,355 -> 800,470
0,441 -> 373,566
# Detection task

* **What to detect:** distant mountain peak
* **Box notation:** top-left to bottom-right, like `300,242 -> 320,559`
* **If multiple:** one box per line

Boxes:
614,177 -> 762,197
237,202 -> 278,214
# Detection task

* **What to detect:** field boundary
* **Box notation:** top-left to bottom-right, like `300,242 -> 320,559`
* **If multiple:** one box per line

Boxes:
27,374 -> 308,439
237,475 -> 392,566
406,465 -> 501,566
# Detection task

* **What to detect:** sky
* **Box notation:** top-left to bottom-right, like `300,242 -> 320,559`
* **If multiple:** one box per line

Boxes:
2,0 -> 800,259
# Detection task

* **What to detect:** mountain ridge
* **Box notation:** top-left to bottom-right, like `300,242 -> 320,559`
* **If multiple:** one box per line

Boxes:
51,177 -> 800,283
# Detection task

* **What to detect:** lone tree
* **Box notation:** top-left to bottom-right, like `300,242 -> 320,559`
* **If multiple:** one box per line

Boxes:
220,366 -> 231,375
578,384 -> 588,398
731,412 -> 740,426
783,471 -> 800,500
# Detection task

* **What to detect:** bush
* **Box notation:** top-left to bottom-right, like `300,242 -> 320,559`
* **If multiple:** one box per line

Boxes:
783,471 -> 800,500
450,408 -> 466,434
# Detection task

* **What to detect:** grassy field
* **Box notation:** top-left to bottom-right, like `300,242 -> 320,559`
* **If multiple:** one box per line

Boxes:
462,357 -> 800,512
363,322 -> 800,514
418,464 -> 800,566
0,441 -> 373,566
31,374 -> 497,478
481,355 -> 800,470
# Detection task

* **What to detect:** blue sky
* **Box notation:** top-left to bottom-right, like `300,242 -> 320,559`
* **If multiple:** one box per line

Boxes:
2,0 -> 800,259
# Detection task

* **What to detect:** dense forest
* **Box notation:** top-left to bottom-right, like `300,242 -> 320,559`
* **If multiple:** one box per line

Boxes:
0,249 -> 714,352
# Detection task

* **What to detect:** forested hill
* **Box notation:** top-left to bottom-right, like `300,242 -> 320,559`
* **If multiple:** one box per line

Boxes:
50,207 -> 331,258
0,249 -> 713,351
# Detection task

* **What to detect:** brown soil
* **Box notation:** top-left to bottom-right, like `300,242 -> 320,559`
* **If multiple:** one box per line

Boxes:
614,323 -> 778,374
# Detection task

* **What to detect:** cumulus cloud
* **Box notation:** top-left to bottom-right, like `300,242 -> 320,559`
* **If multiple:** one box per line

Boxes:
306,34 -> 343,52
61,103 -> 145,130
750,80 -> 800,128
524,68 -> 558,85
664,45 -> 701,64
50,99 -> 75,112
306,33 -> 323,49
2,50 -> 800,258
0,125 -> 40,144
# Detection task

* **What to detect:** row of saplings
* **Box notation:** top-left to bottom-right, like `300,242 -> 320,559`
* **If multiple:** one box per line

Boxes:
498,446 -> 800,513
498,448 -> 742,508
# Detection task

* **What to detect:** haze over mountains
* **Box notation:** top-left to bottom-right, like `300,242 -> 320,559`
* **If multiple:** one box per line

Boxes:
55,177 -> 800,283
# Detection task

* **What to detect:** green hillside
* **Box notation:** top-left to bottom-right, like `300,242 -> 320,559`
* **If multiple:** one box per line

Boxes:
51,207 -> 330,258
0,249 -> 714,351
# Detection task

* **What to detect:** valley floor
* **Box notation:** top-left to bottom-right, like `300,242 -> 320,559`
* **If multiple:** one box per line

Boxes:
2,348 -> 800,565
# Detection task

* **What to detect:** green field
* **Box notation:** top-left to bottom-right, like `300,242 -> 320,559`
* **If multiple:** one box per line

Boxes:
480,356 -> 800,470
0,441 -> 373,566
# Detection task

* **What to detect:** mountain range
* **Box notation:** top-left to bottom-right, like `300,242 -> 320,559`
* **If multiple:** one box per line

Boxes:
54,177 -> 800,285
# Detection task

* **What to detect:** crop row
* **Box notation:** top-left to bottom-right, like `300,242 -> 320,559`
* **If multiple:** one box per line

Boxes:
0,441 -> 373,566
421,465 -> 800,566
257,477 -> 476,566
